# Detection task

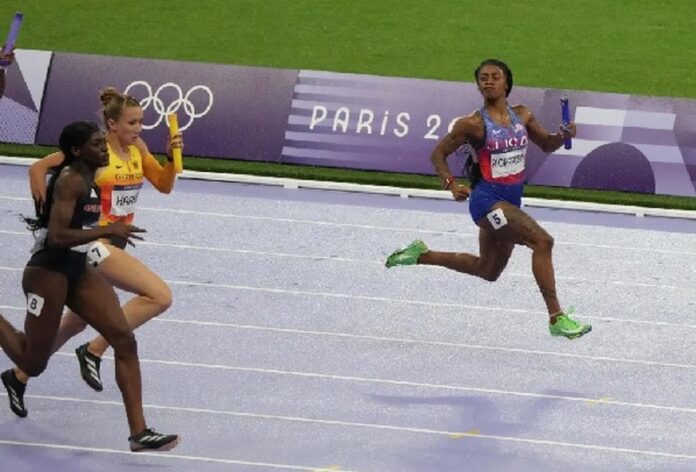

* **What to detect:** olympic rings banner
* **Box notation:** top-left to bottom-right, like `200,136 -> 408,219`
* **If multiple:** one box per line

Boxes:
35,52 -> 297,162
32,51 -> 696,197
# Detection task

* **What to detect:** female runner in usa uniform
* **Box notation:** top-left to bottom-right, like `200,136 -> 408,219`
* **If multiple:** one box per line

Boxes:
386,59 -> 591,339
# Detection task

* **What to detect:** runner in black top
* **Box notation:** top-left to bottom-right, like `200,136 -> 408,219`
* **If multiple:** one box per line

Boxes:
0,121 -> 179,452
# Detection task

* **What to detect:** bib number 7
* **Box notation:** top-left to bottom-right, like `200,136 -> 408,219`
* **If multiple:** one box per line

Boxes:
87,241 -> 111,268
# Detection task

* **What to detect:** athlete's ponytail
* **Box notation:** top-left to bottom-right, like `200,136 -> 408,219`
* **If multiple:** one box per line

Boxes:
99,87 -> 140,126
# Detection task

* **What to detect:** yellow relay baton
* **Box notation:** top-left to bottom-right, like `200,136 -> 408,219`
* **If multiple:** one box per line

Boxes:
167,113 -> 183,173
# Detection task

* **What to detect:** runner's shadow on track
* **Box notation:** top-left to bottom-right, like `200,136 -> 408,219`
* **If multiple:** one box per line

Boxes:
371,393 -> 562,472
0,419 -> 93,472
2,446 -> 172,472
0,416 -> 171,471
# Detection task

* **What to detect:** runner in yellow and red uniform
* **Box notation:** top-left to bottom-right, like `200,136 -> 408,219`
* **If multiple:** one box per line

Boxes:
1,88 -> 183,418
95,127 -> 174,240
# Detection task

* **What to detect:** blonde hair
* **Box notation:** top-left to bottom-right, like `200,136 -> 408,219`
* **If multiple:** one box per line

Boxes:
99,87 -> 140,125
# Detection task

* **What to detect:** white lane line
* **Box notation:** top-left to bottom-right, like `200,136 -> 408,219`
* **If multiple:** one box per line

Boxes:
0,196 -> 473,237
163,279 -> 696,331
6,394 -> 696,461
153,318 -> 696,369
555,240 -> 696,255
133,240 -> 685,290
42,351 -> 696,408
3,196 -> 696,257
138,206 -> 472,236
140,240 -> 378,265
3,158 -> 696,220
94,206 -> 696,256
0,267 -> 694,330
121,333 -> 696,371
1,305 -> 692,370
0,439 -> 344,470
0,196 -> 29,202
0,229 -> 685,289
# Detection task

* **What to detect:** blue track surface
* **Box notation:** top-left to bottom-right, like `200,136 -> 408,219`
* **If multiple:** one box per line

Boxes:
1,163 -> 696,471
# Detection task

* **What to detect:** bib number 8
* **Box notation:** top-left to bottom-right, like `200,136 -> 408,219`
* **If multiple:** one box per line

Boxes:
27,293 -> 45,317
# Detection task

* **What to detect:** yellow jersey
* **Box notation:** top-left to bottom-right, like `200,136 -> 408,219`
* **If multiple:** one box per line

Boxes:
96,143 -> 176,226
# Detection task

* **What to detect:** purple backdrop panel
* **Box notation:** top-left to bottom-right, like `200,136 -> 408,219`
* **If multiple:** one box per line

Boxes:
31,51 -> 696,197
282,69 -> 545,175
287,70 -> 696,196
36,52 -> 298,161
536,90 -> 696,196
0,49 -> 52,144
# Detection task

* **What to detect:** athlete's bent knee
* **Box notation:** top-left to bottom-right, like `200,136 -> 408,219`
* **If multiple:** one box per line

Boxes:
111,330 -> 138,358
146,283 -> 173,315
480,270 -> 503,282
21,359 -> 49,377
63,313 -> 88,335
533,233 -> 554,253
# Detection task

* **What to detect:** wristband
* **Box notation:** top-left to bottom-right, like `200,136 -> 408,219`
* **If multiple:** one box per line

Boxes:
444,176 -> 456,189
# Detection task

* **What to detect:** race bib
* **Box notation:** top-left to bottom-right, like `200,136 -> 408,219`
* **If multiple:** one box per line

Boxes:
86,241 -> 111,267
73,222 -> 100,253
30,228 -> 47,254
111,184 -> 141,216
490,148 -> 526,179
27,293 -> 45,317
487,208 -> 508,230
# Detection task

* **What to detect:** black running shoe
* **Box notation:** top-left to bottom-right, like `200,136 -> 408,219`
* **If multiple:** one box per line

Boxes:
1,369 -> 28,418
129,428 -> 180,452
75,343 -> 103,392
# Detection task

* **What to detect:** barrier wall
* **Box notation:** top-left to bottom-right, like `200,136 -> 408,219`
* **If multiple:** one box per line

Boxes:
2,49 -> 696,196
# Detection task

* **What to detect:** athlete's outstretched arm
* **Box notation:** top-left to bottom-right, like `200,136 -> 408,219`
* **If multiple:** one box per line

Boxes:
518,105 -> 576,153
137,137 -> 177,194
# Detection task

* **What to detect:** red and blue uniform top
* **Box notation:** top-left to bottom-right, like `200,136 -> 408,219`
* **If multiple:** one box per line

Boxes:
475,105 -> 528,185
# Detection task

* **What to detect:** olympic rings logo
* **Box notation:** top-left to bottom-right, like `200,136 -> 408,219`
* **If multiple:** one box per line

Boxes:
124,81 -> 214,131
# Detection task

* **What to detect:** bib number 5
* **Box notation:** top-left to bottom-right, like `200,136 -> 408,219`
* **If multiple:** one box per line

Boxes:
486,208 -> 508,230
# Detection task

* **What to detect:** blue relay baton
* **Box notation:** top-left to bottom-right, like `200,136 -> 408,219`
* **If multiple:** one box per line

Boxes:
560,96 -> 572,150
2,12 -> 23,56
